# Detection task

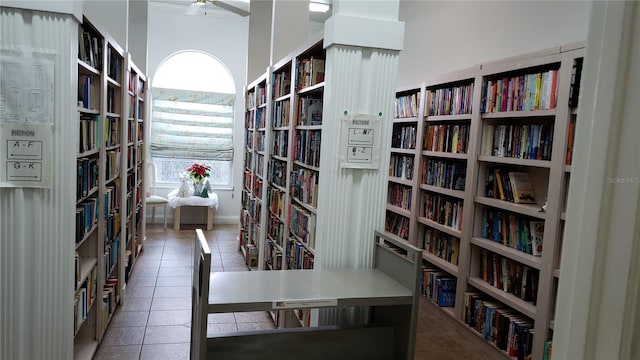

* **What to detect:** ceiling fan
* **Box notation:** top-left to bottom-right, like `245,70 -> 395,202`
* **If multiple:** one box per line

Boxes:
185,0 -> 249,17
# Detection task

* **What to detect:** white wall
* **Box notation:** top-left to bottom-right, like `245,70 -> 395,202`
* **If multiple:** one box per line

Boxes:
83,0 -> 128,48
148,3 -> 249,224
247,0 -> 272,81
397,0 -> 591,89
128,0 -> 148,72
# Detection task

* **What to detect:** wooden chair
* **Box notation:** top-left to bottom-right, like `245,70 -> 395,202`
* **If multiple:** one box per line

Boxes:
145,161 -> 168,229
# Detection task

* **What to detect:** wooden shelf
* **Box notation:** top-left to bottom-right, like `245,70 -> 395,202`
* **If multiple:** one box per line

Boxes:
470,237 -> 543,270
474,196 -> 547,219
416,217 -> 462,238
386,204 -> 412,218
422,150 -> 468,160
426,114 -> 473,122
393,116 -> 420,123
422,252 -> 459,277
477,155 -> 552,168
481,108 -> 556,119
467,276 -> 537,319
420,184 -> 466,199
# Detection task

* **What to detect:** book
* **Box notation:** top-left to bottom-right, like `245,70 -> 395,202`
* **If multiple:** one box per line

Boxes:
508,172 -> 536,204
529,221 -> 544,256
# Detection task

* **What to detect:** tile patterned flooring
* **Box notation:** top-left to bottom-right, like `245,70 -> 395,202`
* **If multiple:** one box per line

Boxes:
94,224 -> 493,360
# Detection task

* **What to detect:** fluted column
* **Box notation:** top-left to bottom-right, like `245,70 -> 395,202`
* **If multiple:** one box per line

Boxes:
315,1 -> 404,272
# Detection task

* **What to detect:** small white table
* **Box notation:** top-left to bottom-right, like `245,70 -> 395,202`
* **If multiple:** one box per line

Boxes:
167,189 -> 219,231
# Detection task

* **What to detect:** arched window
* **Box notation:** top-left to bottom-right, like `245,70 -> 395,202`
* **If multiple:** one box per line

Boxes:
151,51 -> 235,186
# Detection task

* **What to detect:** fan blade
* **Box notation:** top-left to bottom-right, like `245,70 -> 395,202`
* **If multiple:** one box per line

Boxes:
212,0 -> 249,16
185,2 -> 203,15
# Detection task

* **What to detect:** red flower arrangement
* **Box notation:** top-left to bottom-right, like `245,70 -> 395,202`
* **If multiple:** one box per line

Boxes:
186,163 -> 211,184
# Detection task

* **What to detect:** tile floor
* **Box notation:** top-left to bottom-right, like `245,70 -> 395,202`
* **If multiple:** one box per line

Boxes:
94,223 -> 494,360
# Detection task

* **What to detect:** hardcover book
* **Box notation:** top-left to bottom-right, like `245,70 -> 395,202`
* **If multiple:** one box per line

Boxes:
508,172 -> 536,204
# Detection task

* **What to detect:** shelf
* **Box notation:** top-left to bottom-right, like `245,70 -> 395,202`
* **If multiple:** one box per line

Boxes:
386,204 -> 412,218
481,108 -> 556,119
78,148 -> 100,157
293,160 -> 320,172
554,269 -> 560,278
292,197 -> 317,214
272,126 -> 289,131
422,252 -> 459,277
426,114 -> 473,122
77,59 -> 100,75
564,165 -> 572,172
462,322 -> 517,360
76,223 -> 98,249
289,232 -> 315,254
258,102 -> 268,109
560,212 -> 567,220
297,82 -> 324,94
467,276 -> 537,319
75,257 -> 97,292
270,182 -> 287,193
106,76 -> 121,87
422,150 -> 468,160
106,174 -> 120,185
274,94 -> 291,102
76,186 -> 99,204
470,237 -> 542,270
77,107 -> 100,115
416,217 -> 462,238
474,196 -> 547,219
477,155 -> 551,168
393,116 -> 420,123
105,144 -> 120,151
420,184 -> 465,199
295,125 -> 322,130
390,147 -> 417,155
388,176 -> 413,187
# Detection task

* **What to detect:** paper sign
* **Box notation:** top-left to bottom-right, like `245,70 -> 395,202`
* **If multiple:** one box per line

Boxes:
340,113 -> 381,169
1,123 -> 53,188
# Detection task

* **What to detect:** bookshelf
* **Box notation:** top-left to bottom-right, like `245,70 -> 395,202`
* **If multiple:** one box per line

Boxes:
239,73 -> 269,270
239,36 -> 325,328
386,44 -> 585,360
123,56 -> 147,289
74,16 -> 147,360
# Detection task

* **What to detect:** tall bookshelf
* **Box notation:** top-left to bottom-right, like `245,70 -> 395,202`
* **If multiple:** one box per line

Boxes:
239,74 -> 269,269
74,16 -> 147,360
239,36 -> 325,328
386,44 -> 585,360
123,56 -> 147,289
75,17 -> 125,359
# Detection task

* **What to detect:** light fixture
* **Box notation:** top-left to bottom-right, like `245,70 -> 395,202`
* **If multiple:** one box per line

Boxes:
309,1 -> 330,13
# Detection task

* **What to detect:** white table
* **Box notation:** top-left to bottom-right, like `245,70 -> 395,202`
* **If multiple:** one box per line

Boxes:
167,189 -> 218,230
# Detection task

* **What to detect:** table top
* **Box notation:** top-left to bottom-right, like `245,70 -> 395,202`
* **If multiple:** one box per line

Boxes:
168,188 -> 219,209
206,269 -> 414,313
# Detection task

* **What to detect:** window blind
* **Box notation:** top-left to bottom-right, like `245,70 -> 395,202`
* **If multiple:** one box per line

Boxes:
151,87 -> 234,160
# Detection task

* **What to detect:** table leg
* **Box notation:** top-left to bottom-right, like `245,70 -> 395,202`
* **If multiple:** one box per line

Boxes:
207,207 -> 213,231
174,207 -> 181,230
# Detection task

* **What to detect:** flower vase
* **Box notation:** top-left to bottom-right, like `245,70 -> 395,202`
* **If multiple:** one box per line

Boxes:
193,182 -> 205,197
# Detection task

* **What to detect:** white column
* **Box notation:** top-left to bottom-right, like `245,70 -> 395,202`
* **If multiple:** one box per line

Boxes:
553,1 -> 640,358
314,0 -> 404,270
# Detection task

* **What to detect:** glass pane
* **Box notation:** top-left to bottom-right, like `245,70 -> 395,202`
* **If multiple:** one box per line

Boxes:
154,157 -> 231,186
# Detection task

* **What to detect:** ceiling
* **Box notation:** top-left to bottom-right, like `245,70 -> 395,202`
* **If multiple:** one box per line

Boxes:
148,0 -> 332,23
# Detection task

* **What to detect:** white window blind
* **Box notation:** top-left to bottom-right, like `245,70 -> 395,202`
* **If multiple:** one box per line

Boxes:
151,87 -> 234,161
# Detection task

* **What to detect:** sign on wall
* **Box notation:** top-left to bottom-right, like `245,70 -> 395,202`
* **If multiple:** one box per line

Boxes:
339,112 -> 382,170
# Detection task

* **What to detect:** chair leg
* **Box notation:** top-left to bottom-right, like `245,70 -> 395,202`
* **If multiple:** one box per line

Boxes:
163,205 -> 167,230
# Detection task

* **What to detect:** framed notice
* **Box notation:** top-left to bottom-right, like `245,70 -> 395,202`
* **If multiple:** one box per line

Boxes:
339,113 -> 382,169
0,123 -> 53,188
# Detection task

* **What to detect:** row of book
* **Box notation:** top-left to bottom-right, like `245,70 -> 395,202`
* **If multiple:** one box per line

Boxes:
255,153 -> 265,178
245,129 -> 253,150
104,182 -> 121,218
272,99 -> 290,128
385,211 -> 410,240
478,249 -> 539,304
389,154 -> 414,180
78,75 -> 94,110
464,292 -> 534,360
74,264 -> 97,334
125,144 -> 136,171
245,110 -> 255,129
264,239 -> 284,270
421,267 -> 456,307
289,204 -> 316,248
256,131 -> 266,152
77,157 -> 99,200
286,238 -> 314,270
273,71 -> 291,99
424,124 -> 470,154
422,159 -> 466,191
391,124 -> 417,150
76,199 -> 99,244
253,178 -> 263,199
267,214 -> 285,249
481,69 -> 559,113
290,168 -> 318,209
103,238 -> 119,279
296,57 -> 325,90
293,129 -> 321,168
105,116 -> 120,148
268,159 -> 286,188
422,228 -> 460,265
100,277 -> 119,334
106,46 -> 121,81
481,207 -> 544,256
105,149 -> 121,181
78,27 -> 102,70
483,123 -> 554,161
126,120 -> 136,144
272,130 -> 288,158
297,97 -> 323,126
244,151 -> 253,171
388,183 -> 412,211
79,114 -> 99,153
256,107 -> 267,129
426,83 -> 474,116
394,93 -> 419,118
566,119 -> 576,165
243,170 -> 252,192
106,87 -> 118,114
255,84 -> 268,107
104,212 -> 121,243
423,193 -> 464,231
267,188 -> 286,220
127,71 -> 143,96
485,169 -> 536,204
